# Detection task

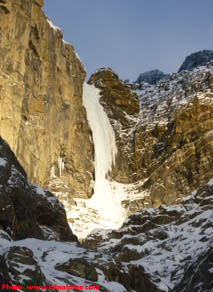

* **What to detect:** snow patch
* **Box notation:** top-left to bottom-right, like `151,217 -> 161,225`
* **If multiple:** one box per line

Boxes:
208,177 -> 213,186
0,157 -> 7,167
47,19 -> 61,32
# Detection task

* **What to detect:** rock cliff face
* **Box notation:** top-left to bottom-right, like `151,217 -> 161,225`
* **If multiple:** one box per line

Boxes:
0,0 -> 94,201
134,64 -> 213,208
86,64 -> 213,213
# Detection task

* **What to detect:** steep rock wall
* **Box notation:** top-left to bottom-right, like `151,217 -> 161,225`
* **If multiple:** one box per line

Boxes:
0,0 -> 94,199
135,65 -> 213,207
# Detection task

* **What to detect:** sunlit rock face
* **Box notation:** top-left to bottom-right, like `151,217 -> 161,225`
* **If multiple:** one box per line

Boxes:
0,0 -> 94,202
135,64 -> 213,208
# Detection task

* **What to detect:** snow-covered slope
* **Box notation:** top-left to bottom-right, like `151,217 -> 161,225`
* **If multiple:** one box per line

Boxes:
84,180 -> 213,291
1,177 -> 212,291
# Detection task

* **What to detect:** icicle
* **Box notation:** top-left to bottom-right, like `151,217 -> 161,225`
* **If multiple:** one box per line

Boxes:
58,157 -> 64,177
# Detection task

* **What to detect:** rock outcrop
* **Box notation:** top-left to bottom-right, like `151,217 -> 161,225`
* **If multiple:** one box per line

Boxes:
0,0 -> 94,202
86,63 -> 213,213
174,246 -> 213,292
178,50 -> 213,72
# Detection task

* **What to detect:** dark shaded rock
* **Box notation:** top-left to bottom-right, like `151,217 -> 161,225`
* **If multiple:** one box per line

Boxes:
0,137 -> 43,240
56,258 -> 98,282
3,246 -> 46,286
0,254 -> 11,286
179,50 -> 213,72
0,136 -> 76,242
174,246 -> 213,292
32,185 -> 77,242
103,262 -> 163,292
135,69 -> 167,85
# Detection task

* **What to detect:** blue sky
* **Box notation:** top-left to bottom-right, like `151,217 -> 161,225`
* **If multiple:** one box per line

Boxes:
43,0 -> 213,81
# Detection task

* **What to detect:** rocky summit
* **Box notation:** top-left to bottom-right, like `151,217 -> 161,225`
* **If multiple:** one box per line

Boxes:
178,50 -> 213,72
135,69 -> 167,85
0,0 -> 213,291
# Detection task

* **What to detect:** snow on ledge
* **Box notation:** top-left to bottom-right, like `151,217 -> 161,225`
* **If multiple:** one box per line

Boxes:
47,18 -> 61,33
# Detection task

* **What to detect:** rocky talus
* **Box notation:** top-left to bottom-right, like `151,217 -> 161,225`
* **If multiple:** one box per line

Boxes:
83,181 -> 213,291
0,0 -> 94,202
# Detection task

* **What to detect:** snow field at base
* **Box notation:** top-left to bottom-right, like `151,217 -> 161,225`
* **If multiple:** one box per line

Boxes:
68,180 -> 148,239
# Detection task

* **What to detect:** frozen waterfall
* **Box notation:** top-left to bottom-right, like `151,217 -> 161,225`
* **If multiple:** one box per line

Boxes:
80,83 -> 126,236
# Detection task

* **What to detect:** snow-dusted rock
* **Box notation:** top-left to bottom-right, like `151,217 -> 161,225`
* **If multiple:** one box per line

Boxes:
84,183 -> 213,291
134,64 -> 213,208
179,50 -> 213,72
